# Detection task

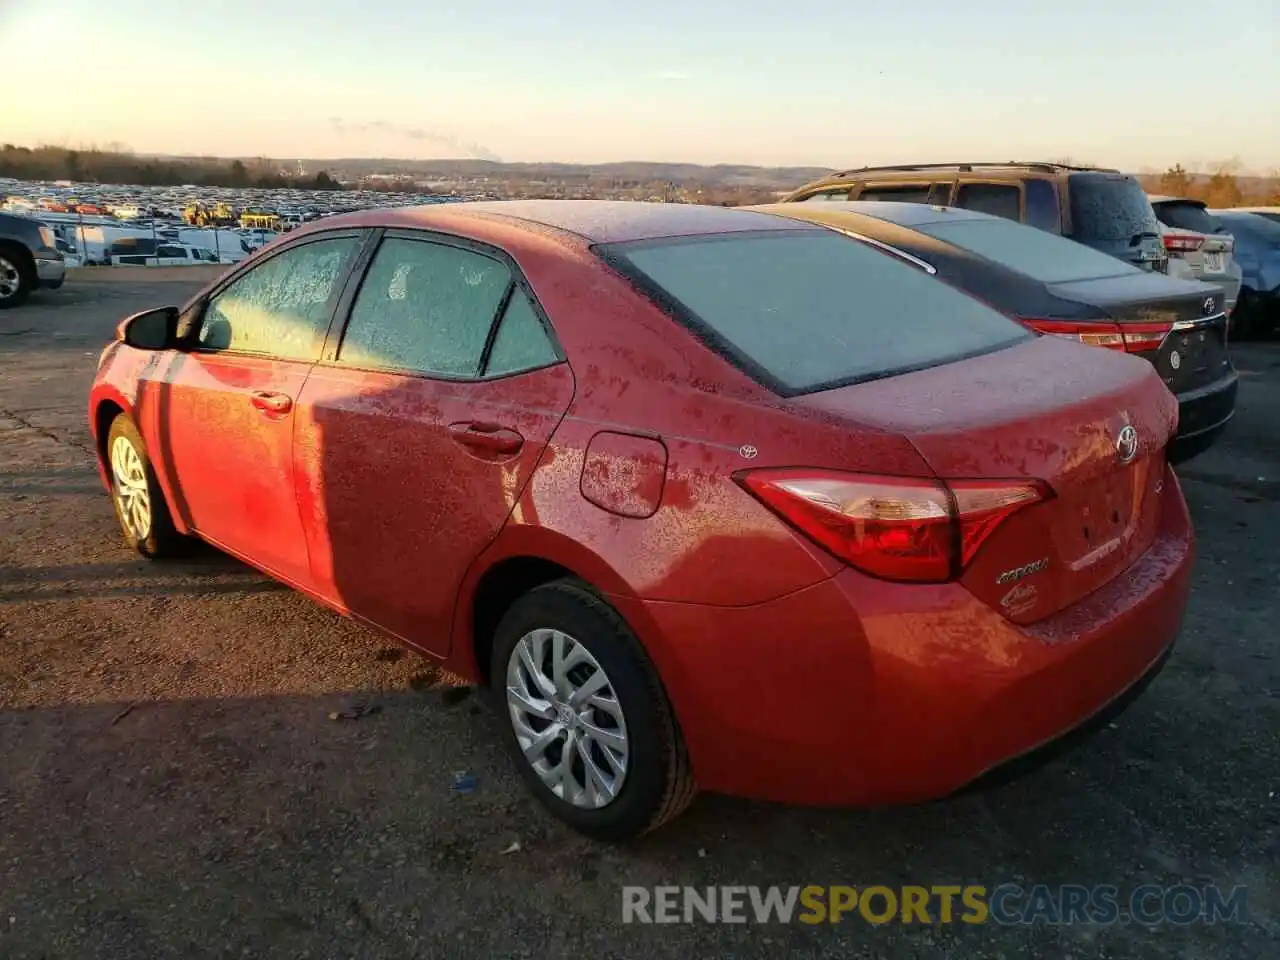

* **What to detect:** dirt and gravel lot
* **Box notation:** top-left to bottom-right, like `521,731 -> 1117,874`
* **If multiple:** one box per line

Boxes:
1,280 -> 1276,959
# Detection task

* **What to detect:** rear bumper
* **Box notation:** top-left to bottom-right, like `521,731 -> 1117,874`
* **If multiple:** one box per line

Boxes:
614,466 -> 1194,806
1170,370 -> 1237,463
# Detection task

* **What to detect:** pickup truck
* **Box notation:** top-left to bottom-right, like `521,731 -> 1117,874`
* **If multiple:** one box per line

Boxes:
0,211 -> 66,308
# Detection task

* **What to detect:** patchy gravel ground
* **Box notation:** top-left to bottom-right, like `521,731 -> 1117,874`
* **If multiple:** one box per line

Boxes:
1,281 -> 1276,959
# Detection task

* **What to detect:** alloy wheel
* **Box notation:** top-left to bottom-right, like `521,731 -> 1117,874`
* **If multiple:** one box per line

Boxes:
505,628 -> 630,809
110,435 -> 152,541
0,256 -> 20,299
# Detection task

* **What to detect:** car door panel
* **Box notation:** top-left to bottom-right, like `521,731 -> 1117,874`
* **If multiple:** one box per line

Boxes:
295,364 -> 573,654
160,354 -> 314,581
157,233 -> 365,584
292,233 -> 574,656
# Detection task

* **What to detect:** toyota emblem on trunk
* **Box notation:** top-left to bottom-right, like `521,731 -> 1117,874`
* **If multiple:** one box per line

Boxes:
1116,425 -> 1139,464
1203,296 -> 1216,315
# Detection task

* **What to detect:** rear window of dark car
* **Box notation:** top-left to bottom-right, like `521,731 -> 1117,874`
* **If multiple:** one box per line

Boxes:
596,229 -> 1030,395
916,217 -> 1141,282
1153,201 -> 1224,235
1067,174 -> 1160,242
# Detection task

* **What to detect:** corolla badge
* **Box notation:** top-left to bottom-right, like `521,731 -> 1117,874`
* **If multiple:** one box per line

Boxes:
1169,350 -> 1181,371
1116,424 -> 1139,464
1203,296 -> 1217,315
996,557 -> 1049,585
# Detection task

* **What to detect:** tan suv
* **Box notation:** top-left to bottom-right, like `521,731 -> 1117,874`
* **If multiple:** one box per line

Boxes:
783,161 -> 1170,273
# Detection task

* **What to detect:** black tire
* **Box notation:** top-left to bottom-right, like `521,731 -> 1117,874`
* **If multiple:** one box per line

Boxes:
490,578 -> 696,841
0,246 -> 33,309
105,414 -> 185,558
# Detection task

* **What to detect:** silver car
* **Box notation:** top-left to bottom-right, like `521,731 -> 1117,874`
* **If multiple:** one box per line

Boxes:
1148,195 -> 1242,313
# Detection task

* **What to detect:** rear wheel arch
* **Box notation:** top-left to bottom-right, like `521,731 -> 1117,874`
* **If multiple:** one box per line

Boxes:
469,556 -> 579,686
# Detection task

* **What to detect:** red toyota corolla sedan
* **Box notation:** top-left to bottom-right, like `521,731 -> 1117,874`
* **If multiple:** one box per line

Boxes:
89,200 -> 1193,840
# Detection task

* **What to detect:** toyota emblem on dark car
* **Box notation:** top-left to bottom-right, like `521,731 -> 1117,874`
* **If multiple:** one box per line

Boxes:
1203,296 -> 1216,315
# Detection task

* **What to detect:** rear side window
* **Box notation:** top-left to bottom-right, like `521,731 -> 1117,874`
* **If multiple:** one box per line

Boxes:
800,188 -> 850,202
599,230 -> 1029,395
954,183 -> 1021,221
917,219 -> 1141,283
1067,174 -> 1160,242
1024,180 -> 1061,233
1153,202 -> 1224,235
484,289 -> 559,376
339,238 -> 510,377
857,185 -> 932,203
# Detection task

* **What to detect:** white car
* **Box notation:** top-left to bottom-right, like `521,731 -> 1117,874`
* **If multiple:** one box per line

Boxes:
1148,195 -> 1242,313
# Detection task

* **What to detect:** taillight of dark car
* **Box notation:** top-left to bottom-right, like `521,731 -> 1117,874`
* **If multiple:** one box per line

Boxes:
1020,318 -> 1171,354
735,468 -> 1048,583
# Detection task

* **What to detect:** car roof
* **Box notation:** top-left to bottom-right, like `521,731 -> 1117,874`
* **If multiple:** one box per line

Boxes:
322,199 -> 815,245
755,200 -> 998,229
824,161 -> 1121,180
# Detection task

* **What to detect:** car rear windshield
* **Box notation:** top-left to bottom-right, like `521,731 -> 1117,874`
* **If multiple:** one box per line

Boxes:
1154,201 -> 1224,235
1220,214 -> 1280,243
1067,174 -> 1160,242
917,217 -> 1141,282
597,229 -> 1030,395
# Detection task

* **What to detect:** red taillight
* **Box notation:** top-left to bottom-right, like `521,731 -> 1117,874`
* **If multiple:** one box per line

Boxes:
1162,233 -> 1204,254
1021,318 -> 1171,354
736,469 -> 1048,583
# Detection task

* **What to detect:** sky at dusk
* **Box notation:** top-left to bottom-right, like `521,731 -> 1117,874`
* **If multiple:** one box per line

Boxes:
2,0 -> 1276,170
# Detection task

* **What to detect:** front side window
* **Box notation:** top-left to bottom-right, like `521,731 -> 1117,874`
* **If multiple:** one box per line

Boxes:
197,236 -> 360,359
338,237 -> 511,378
954,183 -> 1022,221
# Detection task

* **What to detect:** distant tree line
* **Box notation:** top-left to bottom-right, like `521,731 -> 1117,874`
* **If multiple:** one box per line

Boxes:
1144,163 -> 1280,207
0,145 -> 343,191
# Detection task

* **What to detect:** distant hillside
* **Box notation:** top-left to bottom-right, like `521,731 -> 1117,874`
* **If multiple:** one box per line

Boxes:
245,157 -> 837,189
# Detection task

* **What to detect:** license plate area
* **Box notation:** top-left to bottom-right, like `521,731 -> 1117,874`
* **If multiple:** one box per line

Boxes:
1202,251 -> 1225,273
1056,458 -> 1153,570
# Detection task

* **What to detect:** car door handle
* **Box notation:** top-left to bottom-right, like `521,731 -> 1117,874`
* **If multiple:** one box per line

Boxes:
250,391 -> 293,415
448,421 -> 524,456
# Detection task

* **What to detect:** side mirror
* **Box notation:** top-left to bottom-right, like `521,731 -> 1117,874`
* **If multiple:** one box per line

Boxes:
116,306 -> 180,350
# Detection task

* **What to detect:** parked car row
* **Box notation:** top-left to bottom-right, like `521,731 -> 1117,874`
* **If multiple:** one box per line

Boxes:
91,197 -> 1211,839
781,161 -> 1279,338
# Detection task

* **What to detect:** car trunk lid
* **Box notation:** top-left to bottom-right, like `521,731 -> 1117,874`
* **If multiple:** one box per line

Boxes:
791,336 -> 1177,623
1042,273 -> 1231,395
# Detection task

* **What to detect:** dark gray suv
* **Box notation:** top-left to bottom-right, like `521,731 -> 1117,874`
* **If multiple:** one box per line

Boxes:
0,211 -> 66,308
782,161 -> 1169,273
